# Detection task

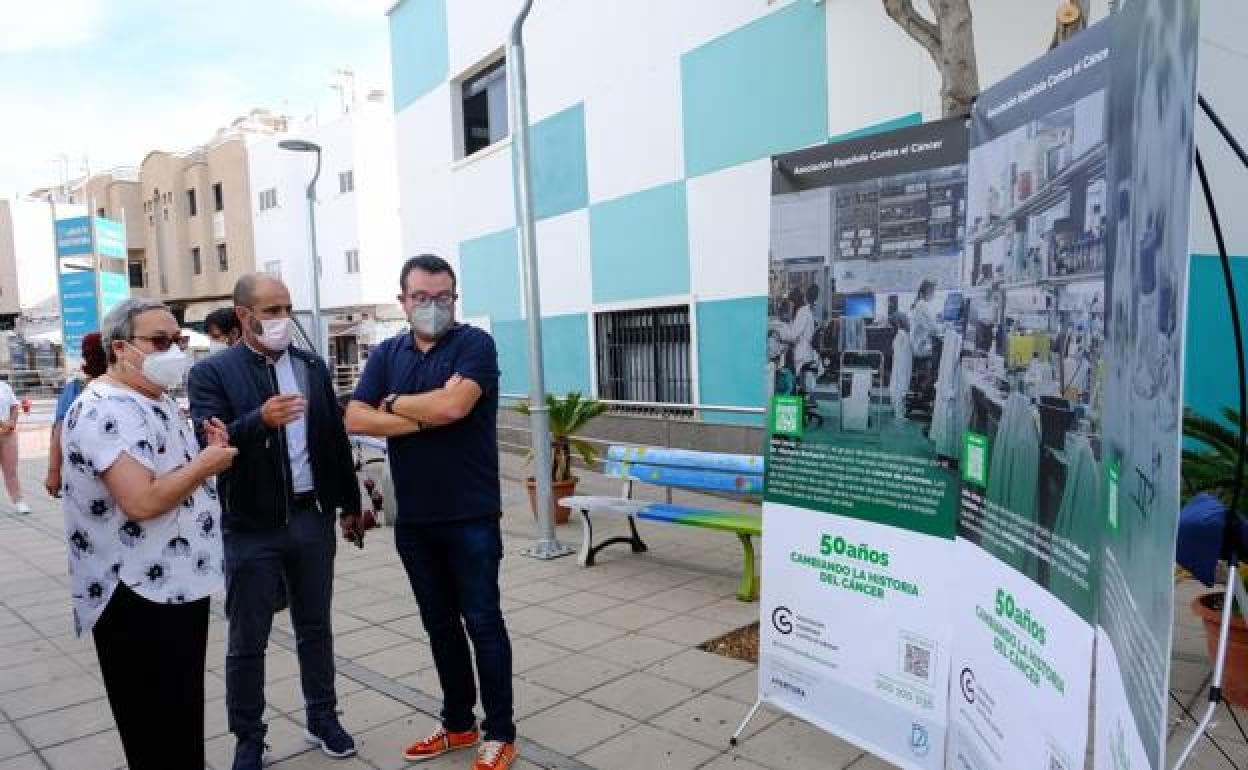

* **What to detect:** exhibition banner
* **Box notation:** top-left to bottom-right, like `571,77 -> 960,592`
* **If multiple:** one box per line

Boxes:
760,119 -> 968,770
948,19 -> 1112,770
1094,2 -> 1200,768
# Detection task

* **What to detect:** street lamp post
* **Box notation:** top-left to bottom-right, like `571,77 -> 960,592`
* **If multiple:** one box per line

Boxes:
278,139 -> 326,359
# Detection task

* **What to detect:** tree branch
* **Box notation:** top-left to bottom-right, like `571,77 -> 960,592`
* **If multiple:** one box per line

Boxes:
882,0 -> 942,61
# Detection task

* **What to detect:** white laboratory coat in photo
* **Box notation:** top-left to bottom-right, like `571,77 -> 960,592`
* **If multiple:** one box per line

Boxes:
910,298 -> 941,358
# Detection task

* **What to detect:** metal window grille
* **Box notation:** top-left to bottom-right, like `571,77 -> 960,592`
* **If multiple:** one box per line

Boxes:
594,306 -> 692,411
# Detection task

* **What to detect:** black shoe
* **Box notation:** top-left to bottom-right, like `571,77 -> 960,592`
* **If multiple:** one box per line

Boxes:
305,713 -> 356,759
231,735 -> 267,770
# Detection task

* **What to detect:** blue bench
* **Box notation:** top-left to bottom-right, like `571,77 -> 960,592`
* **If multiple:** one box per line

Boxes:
560,445 -> 764,601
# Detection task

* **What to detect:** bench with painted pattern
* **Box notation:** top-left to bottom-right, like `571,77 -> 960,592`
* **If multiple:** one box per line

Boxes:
560,445 -> 763,601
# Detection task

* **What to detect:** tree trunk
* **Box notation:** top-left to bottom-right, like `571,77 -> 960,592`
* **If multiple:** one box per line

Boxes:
882,0 -> 980,117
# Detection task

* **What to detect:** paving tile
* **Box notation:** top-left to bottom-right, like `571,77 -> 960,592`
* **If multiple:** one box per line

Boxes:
509,636 -> 571,674
344,597 -> 419,625
335,688 -> 412,734
333,626 -> 411,659
697,755 -> 773,770
595,602 -> 678,632
0,725 -> 29,762
734,716 -> 863,770
647,649 -> 755,690
582,671 -> 700,721
0,657 -> 87,694
712,671 -> 760,705
521,654 -> 631,696
503,605 -> 576,636
517,697 -> 637,756
505,580 -> 572,605
532,618 -> 625,652
0,674 -> 105,720
845,754 -> 901,769
356,640 -> 434,679
584,633 -> 686,669
636,587 -> 724,614
381,614 -> 429,641
642,615 -> 742,647
651,692 -> 779,748
351,713 -> 447,770
577,723 -> 719,770
0,754 -> 44,770
513,677 -> 568,720
14,697 -> 114,749
544,590 -> 624,617
40,728 -> 126,770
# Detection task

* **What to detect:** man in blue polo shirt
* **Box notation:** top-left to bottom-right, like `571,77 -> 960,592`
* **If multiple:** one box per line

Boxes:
345,254 -> 516,770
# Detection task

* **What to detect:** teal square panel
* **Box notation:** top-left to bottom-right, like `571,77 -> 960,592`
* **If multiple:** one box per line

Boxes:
389,0 -> 449,112
697,297 -> 767,426
831,112 -> 923,143
1184,254 -> 1248,435
589,181 -> 690,304
530,104 -> 589,220
492,319 -> 529,397
490,314 -> 592,398
681,1 -> 828,178
459,229 -> 522,322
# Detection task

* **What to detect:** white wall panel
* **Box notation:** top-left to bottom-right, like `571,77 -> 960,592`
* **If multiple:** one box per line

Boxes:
687,158 -> 771,301
535,208 -> 592,317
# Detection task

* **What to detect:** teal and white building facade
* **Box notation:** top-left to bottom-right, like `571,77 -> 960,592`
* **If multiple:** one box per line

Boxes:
386,0 -> 1248,425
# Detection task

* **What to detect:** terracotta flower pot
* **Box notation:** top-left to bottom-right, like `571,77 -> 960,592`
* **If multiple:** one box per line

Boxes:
1191,591 -> 1248,707
525,477 -> 578,525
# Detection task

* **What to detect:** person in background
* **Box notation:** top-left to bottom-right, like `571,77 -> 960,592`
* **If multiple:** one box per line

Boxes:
345,254 -> 517,770
0,375 -> 28,515
205,307 -> 243,353
45,332 -> 108,498
60,298 -> 236,769
777,286 -> 819,394
910,279 -> 943,391
189,274 -> 362,770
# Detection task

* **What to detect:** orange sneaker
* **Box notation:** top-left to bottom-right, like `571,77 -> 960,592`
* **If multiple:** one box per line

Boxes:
402,725 -> 480,762
474,740 -> 518,770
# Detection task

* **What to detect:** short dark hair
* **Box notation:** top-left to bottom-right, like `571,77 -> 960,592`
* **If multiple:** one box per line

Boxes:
399,254 -> 456,294
204,307 -> 240,335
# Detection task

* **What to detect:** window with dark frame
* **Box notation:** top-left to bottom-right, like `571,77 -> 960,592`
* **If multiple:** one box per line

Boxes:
216,243 -> 228,272
594,306 -> 693,408
460,58 -> 508,157
258,188 -> 278,211
191,247 -> 202,275
212,182 -> 223,211
345,248 -> 360,274
338,171 -> 354,194
128,261 -> 145,288
186,189 -> 197,217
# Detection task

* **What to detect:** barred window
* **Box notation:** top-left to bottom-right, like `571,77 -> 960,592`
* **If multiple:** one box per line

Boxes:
594,306 -> 692,406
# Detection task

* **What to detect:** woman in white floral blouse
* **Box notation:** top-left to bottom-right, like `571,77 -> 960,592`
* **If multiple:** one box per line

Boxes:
62,298 -> 237,770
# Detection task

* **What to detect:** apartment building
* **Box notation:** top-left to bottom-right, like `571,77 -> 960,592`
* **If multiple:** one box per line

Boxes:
247,94 -> 404,373
133,109 -> 287,323
387,0 -> 1248,425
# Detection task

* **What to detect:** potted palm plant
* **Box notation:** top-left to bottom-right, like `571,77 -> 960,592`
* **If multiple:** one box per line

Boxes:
1182,406 -> 1248,706
512,392 -> 607,525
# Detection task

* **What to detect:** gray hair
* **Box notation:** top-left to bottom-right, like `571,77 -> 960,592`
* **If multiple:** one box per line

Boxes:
101,298 -> 169,364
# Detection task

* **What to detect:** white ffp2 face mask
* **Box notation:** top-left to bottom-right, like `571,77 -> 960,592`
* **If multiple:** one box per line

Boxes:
208,340 -> 229,354
255,318 -> 293,352
138,347 -> 194,391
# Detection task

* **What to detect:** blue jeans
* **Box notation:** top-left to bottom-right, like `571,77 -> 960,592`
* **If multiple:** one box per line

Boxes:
224,502 -> 338,739
395,519 -> 515,743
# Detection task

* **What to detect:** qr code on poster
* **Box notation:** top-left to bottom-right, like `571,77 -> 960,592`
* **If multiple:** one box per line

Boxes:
902,641 -> 932,682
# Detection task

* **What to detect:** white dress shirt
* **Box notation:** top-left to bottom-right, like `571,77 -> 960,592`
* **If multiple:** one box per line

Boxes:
273,350 -> 314,494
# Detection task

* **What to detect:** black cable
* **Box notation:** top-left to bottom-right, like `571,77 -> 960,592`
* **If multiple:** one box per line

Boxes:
1193,147 -> 1245,569
1200,95 -> 1248,172
1169,690 -> 1242,770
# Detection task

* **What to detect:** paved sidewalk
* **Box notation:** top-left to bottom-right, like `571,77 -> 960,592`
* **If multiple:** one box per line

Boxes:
0,450 -> 1243,770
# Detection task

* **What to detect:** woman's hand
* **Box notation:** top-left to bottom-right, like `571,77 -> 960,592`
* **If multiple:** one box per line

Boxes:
196,445 -> 238,477
44,468 -> 62,498
202,417 -> 230,448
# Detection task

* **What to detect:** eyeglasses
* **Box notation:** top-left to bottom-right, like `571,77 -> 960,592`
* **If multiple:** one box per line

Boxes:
131,334 -> 188,352
404,292 -> 457,308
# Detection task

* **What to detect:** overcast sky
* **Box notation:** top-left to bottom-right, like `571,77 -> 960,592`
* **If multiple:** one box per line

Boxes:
0,0 -> 392,198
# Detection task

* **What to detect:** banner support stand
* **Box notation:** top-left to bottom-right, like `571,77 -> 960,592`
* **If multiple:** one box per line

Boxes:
729,698 -> 766,747
1171,569 -> 1248,770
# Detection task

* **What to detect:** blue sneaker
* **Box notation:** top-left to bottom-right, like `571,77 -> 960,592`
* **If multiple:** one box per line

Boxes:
231,735 -> 266,770
305,713 -> 356,759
